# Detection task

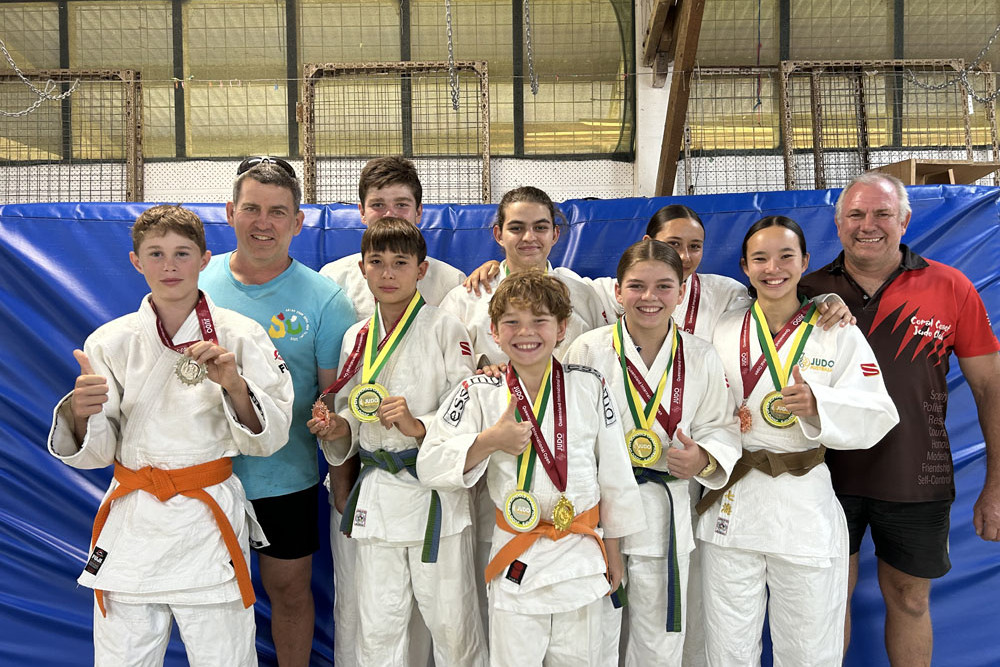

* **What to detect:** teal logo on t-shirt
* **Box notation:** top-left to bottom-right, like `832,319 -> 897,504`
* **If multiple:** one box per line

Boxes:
268,309 -> 310,341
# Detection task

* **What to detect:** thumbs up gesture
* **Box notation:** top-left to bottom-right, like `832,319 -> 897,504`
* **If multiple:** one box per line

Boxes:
70,349 -> 109,443
781,365 -> 818,417
665,427 -> 709,479
481,398 -> 533,457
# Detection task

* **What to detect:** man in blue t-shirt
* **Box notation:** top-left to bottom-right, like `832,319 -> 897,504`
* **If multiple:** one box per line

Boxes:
201,158 -> 355,665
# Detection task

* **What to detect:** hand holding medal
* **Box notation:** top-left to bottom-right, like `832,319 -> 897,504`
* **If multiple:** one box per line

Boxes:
183,340 -> 242,392
308,394 -> 351,440
377,395 -> 426,438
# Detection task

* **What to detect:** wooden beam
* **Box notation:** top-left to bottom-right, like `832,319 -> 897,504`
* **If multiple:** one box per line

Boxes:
642,0 -> 675,68
654,0 -> 706,196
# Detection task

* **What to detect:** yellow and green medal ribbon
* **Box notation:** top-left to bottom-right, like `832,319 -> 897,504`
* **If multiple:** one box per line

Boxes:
502,362 -> 552,531
361,291 -> 425,384
752,300 -> 818,428
613,319 -> 675,433
752,300 -> 818,391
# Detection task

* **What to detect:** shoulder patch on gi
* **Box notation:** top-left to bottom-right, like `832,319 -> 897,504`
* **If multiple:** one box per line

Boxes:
444,386 -> 472,426
563,362 -> 604,381
600,383 -> 617,427
462,374 -> 502,388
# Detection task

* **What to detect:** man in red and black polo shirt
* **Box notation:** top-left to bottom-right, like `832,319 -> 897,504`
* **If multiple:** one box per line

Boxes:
800,172 -> 1000,666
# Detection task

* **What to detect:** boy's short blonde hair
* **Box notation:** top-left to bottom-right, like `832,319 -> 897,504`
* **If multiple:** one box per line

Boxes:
488,270 -> 572,327
360,216 -> 427,263
131,204 -> 206,254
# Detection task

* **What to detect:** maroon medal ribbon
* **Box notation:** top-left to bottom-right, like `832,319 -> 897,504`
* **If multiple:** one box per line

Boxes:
505,360 -> 568,492
150,291 -> 219,351
738,301 -> 812,403
319,305 -> 415,397
682,273 -> 701,334
621,333 -> 686,439
320,322 -> 372,397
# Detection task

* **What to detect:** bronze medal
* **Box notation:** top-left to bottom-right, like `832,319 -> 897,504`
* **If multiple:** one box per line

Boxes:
760,390 -> 797,428
738,402 -> 753,433
626,428 -> 662,467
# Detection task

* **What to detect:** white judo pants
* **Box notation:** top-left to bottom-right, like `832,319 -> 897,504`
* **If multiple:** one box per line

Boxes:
600,552 -> 691,666
355,528 -> 487,667
490,597 -> 604,667
332,508 -> 434,667
683,482 -> 707,667
701,542 -> 847,667
93,595 -> 256,666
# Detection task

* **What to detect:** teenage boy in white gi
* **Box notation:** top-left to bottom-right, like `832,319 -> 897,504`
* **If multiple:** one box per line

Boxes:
313,217 -> 486,666
49,204 -> 293,666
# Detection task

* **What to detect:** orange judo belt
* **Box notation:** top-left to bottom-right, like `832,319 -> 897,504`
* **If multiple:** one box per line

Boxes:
89,458 -> 254,616
484,504 -> 607,583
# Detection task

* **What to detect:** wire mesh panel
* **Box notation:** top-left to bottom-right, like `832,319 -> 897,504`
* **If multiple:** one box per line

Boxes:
0,69 -> 143,203
300,61 -> 490,204
679,67 -> 785,195
780,60 -> 998,190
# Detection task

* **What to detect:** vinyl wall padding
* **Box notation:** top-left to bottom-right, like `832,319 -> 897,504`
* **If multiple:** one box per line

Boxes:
2,185 -> 998,666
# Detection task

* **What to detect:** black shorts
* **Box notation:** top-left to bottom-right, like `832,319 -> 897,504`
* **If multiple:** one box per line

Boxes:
838,494 -> 952,579
250,484 -> 320,560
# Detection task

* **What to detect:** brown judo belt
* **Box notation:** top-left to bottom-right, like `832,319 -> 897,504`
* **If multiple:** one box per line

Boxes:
695,445 -> 827,515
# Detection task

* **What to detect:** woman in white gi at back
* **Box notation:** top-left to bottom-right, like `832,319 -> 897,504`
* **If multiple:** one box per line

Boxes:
439,185 -> 607,366
564,239 -> 742,666
699,216 -> 899,666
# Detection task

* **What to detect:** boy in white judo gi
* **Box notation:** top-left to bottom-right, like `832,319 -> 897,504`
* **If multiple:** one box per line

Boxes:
48,204 -> 294,666
418,271 -> 646,667
319,155 -> 467,319
312,217 -> 487,666
318,156 -> 465,665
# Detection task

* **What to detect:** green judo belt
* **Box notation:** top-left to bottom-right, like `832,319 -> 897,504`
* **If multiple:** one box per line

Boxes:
340,447 -> 442,563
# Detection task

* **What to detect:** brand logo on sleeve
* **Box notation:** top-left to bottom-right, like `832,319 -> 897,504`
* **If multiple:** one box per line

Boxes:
860,362 -> 880,377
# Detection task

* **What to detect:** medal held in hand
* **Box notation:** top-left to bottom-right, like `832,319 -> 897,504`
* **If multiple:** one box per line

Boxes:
150,292 -> 217,387
613,319 -> 685,467
350,292 -> 423,421
349,382 -> 389,423
739,300 -> 818,430
311,398 -> 331,428
315,292 -> 424,423
175,356 -> 208,386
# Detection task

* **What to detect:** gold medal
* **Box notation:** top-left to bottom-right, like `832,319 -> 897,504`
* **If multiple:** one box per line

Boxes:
760,390 -> 797,428
503,489 -> 540,532
626,428 -> 662,467
552,495 -> 575,532
175,356 -> 207,386
349,382 -> 388,422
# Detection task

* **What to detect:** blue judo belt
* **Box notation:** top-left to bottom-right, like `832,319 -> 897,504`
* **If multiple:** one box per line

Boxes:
340,448 -> 442,563
633,467 -> 682,632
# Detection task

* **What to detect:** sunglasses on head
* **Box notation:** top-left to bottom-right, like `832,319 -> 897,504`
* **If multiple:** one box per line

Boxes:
237,156 -> 296,178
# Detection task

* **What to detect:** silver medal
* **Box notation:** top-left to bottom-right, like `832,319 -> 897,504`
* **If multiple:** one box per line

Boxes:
175,356 -> 207,386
